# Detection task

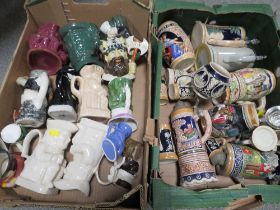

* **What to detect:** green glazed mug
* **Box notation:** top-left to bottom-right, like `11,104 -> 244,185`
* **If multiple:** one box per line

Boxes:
60,22 -> 103,72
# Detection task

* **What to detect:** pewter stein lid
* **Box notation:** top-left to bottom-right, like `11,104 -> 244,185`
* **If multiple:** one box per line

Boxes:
265,106 -> 280,129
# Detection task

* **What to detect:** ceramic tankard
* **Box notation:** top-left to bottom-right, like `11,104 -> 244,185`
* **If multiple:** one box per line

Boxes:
171,102 -> 216,187
191,21 -> 257,49
157,21 -> 195,70
16,119 -> 78,194
54,118 -> 108,196
192,62 -> 230,100
195,44 -> 266,72
16,70 -> 49,128
224,68 -> 276,105
71,64 -> 110,121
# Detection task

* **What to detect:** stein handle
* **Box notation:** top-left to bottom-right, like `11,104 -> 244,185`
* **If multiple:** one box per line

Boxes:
71,76 -> 82,101
199,110 -> 212,144
21,129 -> 42,158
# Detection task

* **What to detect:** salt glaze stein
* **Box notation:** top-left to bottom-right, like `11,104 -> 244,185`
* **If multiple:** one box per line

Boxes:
60,22 -> 103,72
48,66 -> 78,122
16,70 -> 49,128
203,102 -> 259,138
102,122 -> 133,162
213,143 -> 278,179
157,21 -> 195,70
192,62 -> 230,100
165,68 -> 195,101
54,118 -> 108,196
1,123 -> 28,144
159,123 -> 178,162
224,68 -> 276,105
28,23 -> 69,75
107,77 -> 137,131
71,64 -> 110,121
16,119 -> 78,194
191,21 -> 259,49
195,44 -> 266,72
171,101 -> 216,187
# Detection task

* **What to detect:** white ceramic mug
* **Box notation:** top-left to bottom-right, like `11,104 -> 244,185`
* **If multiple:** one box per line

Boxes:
195,44 -> 266,72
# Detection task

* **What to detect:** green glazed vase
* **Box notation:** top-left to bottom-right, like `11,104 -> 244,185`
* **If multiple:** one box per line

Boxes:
60,22 -> 103,72
108,77 -> 133,111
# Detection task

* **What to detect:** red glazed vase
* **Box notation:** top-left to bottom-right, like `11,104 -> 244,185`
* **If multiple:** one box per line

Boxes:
28,23 -> 69,75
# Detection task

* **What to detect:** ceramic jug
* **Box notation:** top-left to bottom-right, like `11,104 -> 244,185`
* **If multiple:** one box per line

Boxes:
191,21 -> 258,49
15,119 -> 78,194
107,77 -> 137,131
195,44 -> 266,72
165,68 -> 195,101
60,22 -> 102,72
157,21 -> 195,70
71,64 -> 110,121
171,102 -> 216,187
48,66 -> 78,122
224,68 -> 276,105
203,102 -> 259,138
54,118 -> 108,196
28,23 -> 69,75
16,70 -> 49,128
214,143 -> 278,179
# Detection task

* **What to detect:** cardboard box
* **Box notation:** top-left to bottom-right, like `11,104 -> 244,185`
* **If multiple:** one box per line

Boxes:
0,0 -> 154,209
150,1 -> 280,209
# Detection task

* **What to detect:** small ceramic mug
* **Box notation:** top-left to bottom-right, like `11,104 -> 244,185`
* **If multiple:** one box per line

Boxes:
195,44 -> 266,72
192,62 -> 230,100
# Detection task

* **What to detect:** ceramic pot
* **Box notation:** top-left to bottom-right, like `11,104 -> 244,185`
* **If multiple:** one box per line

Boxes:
60,22 -> 102,71
1,124 -> 28,144
48,66 -> 78,122
71,64 -> 110,121
54,118 -> 108,196
171,102 -> 216,187
16,119 -> 78,194
157,21 -> 195,70
203,102 -> 259,138
191,21 -> 247,49
195,44 -> 266,72
102,122 -> 133,162
28,23 -> 69,75
107,77 -> 137,131
159,123 -> 178,163
224,68 -> 276,104
16,70 -> 49,128
192,62 -> 230,100
166,68 -> 195,101
217,144 -> 278,179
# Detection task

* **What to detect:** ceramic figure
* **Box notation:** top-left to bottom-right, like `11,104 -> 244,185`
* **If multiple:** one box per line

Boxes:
28,23 -> 69,75
159,123 -> 178,162
165,68 -> 195,101
202,102 -> 259,138
214,143 -> 278,179
191,21 -> 259,49
157,21 -> 195,70
16,70 -> 49,128
171,102 -> 216,187
102,122 -> 132,162
54,118 -> 108,196
107,77 -> 137,131
195,44 -> 266,72
224,68 -> 276,105
1,123 -> 28,144
60,22 -> 102,72
48,66 -> 78,122
264,106 -> 280,129
192,62 -> 230,100
70,64 -> 110,121
16,119 -> 78,194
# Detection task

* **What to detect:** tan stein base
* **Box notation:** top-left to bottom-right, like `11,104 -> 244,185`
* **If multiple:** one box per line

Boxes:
171,53 -> 195,71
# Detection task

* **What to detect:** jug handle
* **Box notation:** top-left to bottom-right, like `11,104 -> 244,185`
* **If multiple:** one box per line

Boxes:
199,110 -> 212,144
71,76 -> 82,101
21,129 -> 42,158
